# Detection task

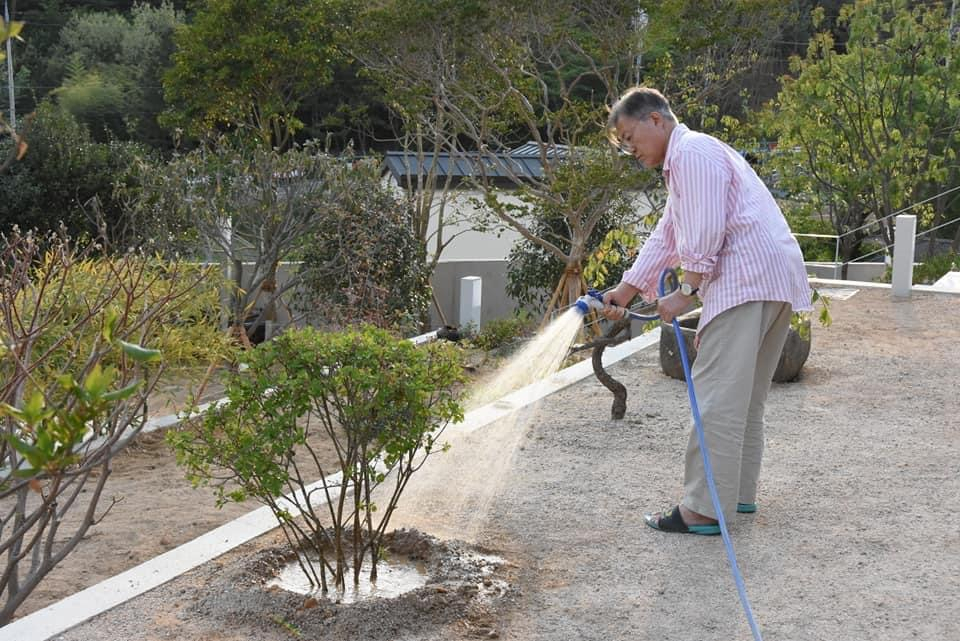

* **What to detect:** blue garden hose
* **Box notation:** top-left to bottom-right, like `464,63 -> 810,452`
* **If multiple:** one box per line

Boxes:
657,267 -> 764,641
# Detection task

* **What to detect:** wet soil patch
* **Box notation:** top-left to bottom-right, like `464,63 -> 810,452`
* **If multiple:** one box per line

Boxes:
185,529 -> 515,640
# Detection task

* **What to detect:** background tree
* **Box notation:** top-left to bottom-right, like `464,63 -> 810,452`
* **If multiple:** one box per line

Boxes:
355,0 -> 658,320
0,102 -> 146,239
11,3 -> 184,148
129,136 -> 348,342
161,0 -> 337,149
640,0 -> 805,132
763,0 -> 960,270
346,0 -> 504,323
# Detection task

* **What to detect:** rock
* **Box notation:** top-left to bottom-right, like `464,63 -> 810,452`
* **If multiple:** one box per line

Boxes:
658,309 -> 811,382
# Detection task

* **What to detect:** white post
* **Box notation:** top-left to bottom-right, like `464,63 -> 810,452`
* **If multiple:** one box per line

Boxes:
458,276 -> 482,332
892,214 -> 916,298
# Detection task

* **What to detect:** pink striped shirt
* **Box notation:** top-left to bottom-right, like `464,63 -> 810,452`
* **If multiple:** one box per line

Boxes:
622,123 -> 812,331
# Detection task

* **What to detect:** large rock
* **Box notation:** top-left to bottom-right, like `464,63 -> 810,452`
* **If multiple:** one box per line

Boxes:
659,310 -> 811,383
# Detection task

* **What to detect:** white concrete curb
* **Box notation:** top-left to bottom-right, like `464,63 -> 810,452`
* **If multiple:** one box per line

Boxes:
809,277 -> 960,296
0,328 -> 661,641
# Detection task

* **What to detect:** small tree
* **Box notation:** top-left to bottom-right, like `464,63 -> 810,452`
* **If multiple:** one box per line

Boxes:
0,229 -> 225,624
503,154 -> 656,314
168,325 -> 464,593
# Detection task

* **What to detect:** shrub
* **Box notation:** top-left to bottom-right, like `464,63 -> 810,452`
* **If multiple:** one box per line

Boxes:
879,251 -> 960,284
11,251 -> 230,381
913,252 -> 960,285
297,159 -> 431,336
467,314 -> 533,352
0,102 -> 147,241
168,325 -> 464,593
0,230 -> 222,624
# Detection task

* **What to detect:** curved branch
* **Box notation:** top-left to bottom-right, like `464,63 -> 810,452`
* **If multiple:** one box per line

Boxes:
570,318 -> 631,419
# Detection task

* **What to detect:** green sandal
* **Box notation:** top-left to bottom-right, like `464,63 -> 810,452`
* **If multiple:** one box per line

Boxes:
737,502 -> 757,514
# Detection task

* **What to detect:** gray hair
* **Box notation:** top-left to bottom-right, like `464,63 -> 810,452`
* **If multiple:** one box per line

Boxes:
606,87 -> 676,144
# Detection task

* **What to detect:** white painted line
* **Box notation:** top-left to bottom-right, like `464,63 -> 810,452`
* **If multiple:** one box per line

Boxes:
1,327 -> 661,641
409,329 -> 439,345
817,288 -> 860,301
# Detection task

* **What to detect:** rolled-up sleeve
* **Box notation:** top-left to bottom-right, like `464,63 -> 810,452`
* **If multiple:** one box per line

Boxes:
621,204 -> 679,301
671,149 -> 730,276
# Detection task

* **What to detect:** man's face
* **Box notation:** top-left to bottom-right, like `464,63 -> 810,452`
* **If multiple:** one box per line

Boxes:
614,112 -> 669,169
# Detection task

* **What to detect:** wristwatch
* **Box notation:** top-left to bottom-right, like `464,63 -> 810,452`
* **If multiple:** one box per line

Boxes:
679,282 -> 699,297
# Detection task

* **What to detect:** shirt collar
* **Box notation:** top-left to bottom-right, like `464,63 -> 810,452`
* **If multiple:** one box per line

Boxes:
662,122 -> 688,178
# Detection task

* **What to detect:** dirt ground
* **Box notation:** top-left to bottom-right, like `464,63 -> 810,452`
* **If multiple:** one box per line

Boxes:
15,287 -> 960,640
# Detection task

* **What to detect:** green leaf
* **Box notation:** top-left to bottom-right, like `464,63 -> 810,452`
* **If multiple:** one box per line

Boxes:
102,380 -> 143,402
3,433 -> 47,469
82,364 -> 111,397
101,309 -> 119,343
0,402 -> 26,422
119,340 -> 162,363
15,392 -> 54,425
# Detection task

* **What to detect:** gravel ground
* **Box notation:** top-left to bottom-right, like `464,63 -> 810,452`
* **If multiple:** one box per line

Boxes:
45,287 -> 960,641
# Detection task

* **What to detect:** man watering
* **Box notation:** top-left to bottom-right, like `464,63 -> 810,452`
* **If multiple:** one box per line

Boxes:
602,87 -> 812,535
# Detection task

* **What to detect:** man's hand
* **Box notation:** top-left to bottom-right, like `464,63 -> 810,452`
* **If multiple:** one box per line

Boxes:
601,282 -> 640,321
657,289 -> 695,323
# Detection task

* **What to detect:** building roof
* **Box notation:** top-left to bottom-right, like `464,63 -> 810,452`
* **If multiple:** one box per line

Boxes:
382,143 -> 570,183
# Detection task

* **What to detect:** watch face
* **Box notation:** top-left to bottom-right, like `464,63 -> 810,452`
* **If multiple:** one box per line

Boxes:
681,283 -> 693,295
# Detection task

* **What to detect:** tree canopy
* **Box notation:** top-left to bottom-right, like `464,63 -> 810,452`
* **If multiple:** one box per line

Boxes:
764,0 -> 960,262
161,0 -> 338,148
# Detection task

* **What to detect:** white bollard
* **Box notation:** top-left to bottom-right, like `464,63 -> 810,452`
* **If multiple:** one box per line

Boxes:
892,214 -> 917,298
459,276 -> 482,333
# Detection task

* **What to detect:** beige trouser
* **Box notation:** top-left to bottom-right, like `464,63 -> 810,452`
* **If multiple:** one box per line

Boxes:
681,300 -> 792,521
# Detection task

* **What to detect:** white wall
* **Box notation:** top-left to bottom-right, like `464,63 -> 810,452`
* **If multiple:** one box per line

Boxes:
384,175 -> 657,262
424,189 -> 524,261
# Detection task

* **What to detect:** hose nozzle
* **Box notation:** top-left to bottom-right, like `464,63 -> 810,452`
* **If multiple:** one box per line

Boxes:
574,289 -> 605,315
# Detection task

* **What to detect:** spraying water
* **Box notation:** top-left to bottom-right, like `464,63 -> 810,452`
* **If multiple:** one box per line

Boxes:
386,308 -> 588,542
467,308 -> 586,409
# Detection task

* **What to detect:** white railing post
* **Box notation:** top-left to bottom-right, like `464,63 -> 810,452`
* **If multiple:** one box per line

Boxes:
459,276 -> 482,332
892,214 -> 917,298
834,236 -> 841,279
